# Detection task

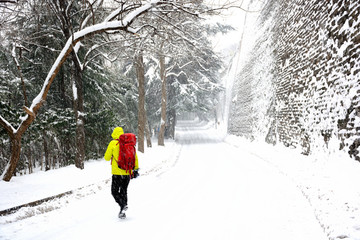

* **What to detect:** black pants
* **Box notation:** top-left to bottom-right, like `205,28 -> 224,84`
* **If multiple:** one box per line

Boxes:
111,175 -> 130,210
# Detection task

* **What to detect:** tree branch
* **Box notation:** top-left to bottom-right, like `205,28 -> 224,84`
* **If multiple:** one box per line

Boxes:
0,115 -> 16,137
12,44 -> 28,107
0,0 -> 17,3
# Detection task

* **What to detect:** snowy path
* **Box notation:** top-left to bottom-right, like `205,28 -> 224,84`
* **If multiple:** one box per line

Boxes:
0,122 -> 328,240
129,143 -> 327,240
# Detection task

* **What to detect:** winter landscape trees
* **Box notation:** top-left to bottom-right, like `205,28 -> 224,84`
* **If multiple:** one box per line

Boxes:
1,1 -> 359,239
0,0 -> 228,181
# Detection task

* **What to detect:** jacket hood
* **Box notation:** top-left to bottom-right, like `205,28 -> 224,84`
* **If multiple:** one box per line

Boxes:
111,127 -> 124,140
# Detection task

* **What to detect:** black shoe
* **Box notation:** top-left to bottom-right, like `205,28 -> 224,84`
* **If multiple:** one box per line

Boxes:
118,210 -> 126,219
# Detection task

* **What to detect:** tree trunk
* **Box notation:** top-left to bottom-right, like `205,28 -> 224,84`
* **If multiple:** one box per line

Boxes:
72,56 -> 85,170
43,132 -> 50,171
27,149 -> 33,174
60,0 -> 85,170
2,137 -> 21,181
158,52 -> 166,146
145,113 -> 152,148
169,108 -> 176,139
12,45 -> 28,107
75,116 -> 85,169
40,151 -> 44,171
1,110 -> 35,181
135,53 -> 145,153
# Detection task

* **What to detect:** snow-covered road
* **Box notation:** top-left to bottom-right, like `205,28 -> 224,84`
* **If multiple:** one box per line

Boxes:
0,121 -> 328,240
131,143 -> 327,240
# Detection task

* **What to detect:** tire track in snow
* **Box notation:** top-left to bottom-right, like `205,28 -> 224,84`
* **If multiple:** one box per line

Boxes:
141,143 -> 183,178
0,178 -> 111,222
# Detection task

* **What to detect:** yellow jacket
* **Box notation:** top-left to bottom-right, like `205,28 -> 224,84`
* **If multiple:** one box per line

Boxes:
104,127 -> 139,175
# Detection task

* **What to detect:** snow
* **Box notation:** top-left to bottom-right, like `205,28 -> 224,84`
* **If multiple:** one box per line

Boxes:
1,1 -> 359,239
1,120 -> 360,240
72,81 -> 78,101
11,44 -> 19,67
0,160 -> 109,211
0,115 -> 16,134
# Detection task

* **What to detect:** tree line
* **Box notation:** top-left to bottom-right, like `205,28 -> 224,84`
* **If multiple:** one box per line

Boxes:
0,0 -> 233,181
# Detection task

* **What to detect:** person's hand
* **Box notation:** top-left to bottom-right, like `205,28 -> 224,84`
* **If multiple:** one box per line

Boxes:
133,170 -> 139,178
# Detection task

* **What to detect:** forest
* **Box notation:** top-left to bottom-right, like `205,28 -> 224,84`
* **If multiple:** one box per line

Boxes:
0,0 -> 231,181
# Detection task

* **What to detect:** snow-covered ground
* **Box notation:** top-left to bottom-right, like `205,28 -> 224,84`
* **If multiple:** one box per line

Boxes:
0,120 -> 359,240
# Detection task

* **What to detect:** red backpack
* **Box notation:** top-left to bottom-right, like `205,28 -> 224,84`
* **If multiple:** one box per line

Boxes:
116,133 -> 136,177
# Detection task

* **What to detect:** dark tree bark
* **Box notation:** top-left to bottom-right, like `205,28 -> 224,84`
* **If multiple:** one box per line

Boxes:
72,53 -> 85,170
3,137 -> 21,180
158,51 -> 166,146
43,132 -> 50,171
135,53 -> 146,153
27,149 -> 33,174
168,108 -> 176,139
145,113 -> 152,148
12,46 -> 28,107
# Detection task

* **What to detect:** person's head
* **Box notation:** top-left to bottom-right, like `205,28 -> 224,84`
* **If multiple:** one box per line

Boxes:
111,127 -> 124,139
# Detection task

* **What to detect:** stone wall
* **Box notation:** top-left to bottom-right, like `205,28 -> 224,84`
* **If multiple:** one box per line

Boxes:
229,0 -> 360,161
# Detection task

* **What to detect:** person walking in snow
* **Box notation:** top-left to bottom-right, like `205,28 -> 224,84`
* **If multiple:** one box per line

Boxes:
104,127 -> 139,219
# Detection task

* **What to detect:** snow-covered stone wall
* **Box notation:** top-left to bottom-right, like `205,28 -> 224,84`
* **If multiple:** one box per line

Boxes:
229,0 -> 360,161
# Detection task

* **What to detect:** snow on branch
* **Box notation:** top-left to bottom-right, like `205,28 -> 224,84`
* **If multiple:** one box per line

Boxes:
167,61 -> 193,73
167,71 -> 187,78
157,1 -> 200,17
28,1 -> 159,114
0,114 -> 16,135
82,40 -> 124,68
188,79 -> 211,92
0,0 -> 17,3
104,0 -> 158,23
